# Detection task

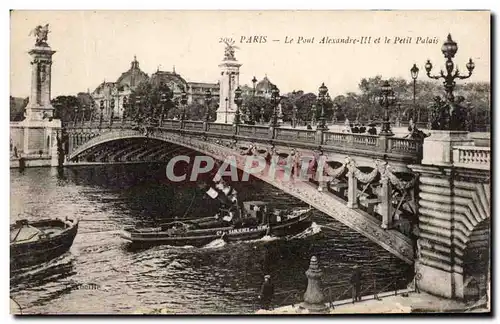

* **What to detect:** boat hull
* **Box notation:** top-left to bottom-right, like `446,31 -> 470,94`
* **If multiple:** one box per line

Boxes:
10,219 -> 79,270
121,212 -> 313,247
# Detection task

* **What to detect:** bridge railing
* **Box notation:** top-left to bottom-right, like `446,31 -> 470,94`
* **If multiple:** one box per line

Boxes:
183,121 -> 204,131
275,128 -> 316,143
207,122 -> 234,135
237,124 -> 270,139
452,146 -> 490,170
161,120 -> 181,129
66,119 -> 423,161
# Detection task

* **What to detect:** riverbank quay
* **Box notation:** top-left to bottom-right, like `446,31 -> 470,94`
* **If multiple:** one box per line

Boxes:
255,290 -> 489,314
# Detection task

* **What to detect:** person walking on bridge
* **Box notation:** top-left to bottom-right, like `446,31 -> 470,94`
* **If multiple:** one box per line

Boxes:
258,275 -> 274,310
350,265 -> 362,303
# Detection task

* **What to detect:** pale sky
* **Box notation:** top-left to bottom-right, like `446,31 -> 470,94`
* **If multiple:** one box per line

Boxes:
10,10 -> 490,98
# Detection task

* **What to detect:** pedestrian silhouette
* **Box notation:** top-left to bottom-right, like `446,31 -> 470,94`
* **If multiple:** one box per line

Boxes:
350,265 -> 362,303
258,275 -> 274,310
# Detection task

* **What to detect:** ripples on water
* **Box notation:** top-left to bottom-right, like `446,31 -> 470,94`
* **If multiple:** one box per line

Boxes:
10,164 -> 412,314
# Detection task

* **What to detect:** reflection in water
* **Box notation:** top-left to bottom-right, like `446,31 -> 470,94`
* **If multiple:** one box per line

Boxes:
10,165 -> 412,314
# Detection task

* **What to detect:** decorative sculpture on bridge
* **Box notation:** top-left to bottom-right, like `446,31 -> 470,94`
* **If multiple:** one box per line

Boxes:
223,40 -> 239,61
428,95 -> 468,131
29,24 -> 50,46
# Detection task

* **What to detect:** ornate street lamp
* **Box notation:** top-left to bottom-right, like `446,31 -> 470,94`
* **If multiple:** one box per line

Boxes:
396,100 -> 402,127
292,104 -> 298,128
270,85 -> 281,127
204,89 -> 212,122
234,86 -> 243,125
99,100 -> 105,127
122,96 -> 128,124
410,63 -> 419,122
89,101 -> 95,126
425,34 -> 475,102
180,89 -> 188,121
109,98 -> 115,126
73,106 -> 79,126
425,34 -> 475,130
134,96 -> 142,123
224,97 -> 229,124
160,91 -> 168,127
316,83 -> 328,130
377,80 -> 396,136
81,105 -> 87,124
251,76 -> 257,122
311,104 -> 317,126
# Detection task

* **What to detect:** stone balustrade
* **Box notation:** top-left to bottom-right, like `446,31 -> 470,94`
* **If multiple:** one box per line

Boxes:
65,119 -> 424,164
452,146 -> 490,170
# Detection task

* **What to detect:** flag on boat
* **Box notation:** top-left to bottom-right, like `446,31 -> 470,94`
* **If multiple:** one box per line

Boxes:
205,187 -> 219,199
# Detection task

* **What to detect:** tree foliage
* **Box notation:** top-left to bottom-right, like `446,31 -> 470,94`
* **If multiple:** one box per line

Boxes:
125,81 -> 176,123
10,96 -> 28,121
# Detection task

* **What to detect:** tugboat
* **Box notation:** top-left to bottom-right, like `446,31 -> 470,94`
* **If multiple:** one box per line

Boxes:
10,217 -> 79,269
120,201 -> 312,247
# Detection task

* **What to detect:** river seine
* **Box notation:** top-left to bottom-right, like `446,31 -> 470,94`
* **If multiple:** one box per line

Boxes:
10,164 -> 412,314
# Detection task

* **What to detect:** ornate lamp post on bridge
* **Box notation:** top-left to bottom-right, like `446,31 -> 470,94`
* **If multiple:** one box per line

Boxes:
410,63 -> 419,122
316,83 -> 329,130
377,80 -> 396,136
251,76 -> 257,123
204,89 -> 213,122
89,101 -> 95,126
180,88 -> 188,122
292,104 -> 298,128
160,88 -> 172,127
224,97 -> 229,124
109,98 -> 115,127
310,104 -> 317,126
121,96 -> 128,125
270,85 -> 281,128
81,105 -> 87,124
424,34 -> 475,130
134,96 -> 142,124
99,100 -> 105,128
234,86 -> 243,125
73,106 -> 79,126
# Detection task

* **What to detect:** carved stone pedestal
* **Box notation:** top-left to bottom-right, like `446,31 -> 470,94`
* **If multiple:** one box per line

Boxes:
422,130 -> 473,166
300,256 -> 328,313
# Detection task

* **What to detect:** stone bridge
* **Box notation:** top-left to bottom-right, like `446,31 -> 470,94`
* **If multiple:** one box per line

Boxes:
58,120 -> 491,301
63,120 -> 425,264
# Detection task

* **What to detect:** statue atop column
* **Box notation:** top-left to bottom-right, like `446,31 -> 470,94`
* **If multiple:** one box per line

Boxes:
223,40 -> 239,61
29,24 -> 50,47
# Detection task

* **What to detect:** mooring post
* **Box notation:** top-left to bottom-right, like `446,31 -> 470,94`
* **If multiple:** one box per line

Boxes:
300,256 -> 328,313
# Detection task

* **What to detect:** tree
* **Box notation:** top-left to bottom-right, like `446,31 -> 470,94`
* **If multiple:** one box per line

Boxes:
10,96 -> 28,121
126,81 -> 175,123
51,95 -> 81,124
242,95 -> 275,123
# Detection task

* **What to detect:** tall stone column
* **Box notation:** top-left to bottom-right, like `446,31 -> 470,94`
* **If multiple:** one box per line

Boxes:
216,43 -> 242,124
18,25 -> 62,164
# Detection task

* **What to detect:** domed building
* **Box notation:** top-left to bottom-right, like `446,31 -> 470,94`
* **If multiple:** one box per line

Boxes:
91,57 -> 219,119
91,56 -> 149,119
150,69 -> 219,106
255,75 -> 275,98
241,75 -> 276,99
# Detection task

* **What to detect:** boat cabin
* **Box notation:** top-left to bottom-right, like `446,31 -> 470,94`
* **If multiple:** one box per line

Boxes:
242,201 -> 271,224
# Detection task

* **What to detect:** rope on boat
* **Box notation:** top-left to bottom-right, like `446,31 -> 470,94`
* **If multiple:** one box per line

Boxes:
181,191 -> 197,219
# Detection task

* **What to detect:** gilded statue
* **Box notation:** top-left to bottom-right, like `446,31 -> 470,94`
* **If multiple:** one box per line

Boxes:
29,24 -> 50,46
223,40 -> 239,61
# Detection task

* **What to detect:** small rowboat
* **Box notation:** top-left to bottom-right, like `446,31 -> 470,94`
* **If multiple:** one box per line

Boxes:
120,201 -> 313,247
10,217 -> 79,269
